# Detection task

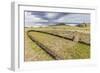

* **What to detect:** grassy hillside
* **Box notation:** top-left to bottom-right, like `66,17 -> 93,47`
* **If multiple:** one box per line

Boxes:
24,25 -> 90,61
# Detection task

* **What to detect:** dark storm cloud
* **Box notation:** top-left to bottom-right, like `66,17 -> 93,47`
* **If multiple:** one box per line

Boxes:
30,11 -> 67,20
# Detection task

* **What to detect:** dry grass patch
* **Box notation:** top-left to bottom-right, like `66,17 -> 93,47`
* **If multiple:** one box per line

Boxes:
28,31 -> 90,59
24,28 -> 53,61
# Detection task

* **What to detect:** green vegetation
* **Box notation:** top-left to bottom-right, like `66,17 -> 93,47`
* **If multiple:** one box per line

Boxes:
24,29 -> 53,61
76,23 -> 90,27
56,23 -> 66,26
28,31 -> 75,59
24,25 -> 90,61
71,43 -> 90,59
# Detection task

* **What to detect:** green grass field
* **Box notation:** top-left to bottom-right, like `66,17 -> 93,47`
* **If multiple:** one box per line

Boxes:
24,25 -> 90,61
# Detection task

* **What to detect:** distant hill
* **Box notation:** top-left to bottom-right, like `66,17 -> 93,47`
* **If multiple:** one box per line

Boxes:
76,23 -> 90,27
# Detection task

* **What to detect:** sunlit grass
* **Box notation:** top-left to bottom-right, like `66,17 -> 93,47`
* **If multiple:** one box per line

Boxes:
71,43 -> 90,59
31,25 -> 90,33
24,25 -> 90,61
29,31 -> 90,59
24,29 -> 53,61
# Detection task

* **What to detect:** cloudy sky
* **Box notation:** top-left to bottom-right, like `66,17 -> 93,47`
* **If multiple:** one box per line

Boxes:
24,11 -> 90,27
